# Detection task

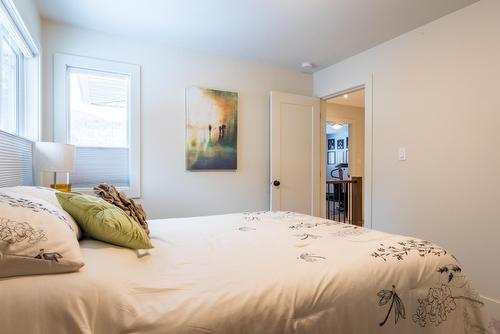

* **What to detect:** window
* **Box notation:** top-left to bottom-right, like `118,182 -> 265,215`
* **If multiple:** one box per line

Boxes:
0,0 -> 39,140
0,31 -> 19,133
54,54 -> 141,197
68,68 -> 129,148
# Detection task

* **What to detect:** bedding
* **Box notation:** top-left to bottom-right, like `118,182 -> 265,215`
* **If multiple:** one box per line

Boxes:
0,190 -> 84,278
0,212 -> 488,333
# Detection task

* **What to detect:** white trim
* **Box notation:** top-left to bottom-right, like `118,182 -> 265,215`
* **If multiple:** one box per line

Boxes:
22,52 -> 41,141
319,74 -> 373,228
319,100 -> 326,218
0,0 -> 40,142
0,0 -> 37,57
53,53 -> 141,198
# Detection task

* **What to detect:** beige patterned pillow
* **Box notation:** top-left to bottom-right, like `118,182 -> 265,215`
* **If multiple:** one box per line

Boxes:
3,186 -> 81,239
0,190 -> 84,278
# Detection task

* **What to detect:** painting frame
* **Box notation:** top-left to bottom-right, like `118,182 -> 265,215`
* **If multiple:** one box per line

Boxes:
185,86 -> 238,170
337,139 -> 344,150
327,138 -> 335,150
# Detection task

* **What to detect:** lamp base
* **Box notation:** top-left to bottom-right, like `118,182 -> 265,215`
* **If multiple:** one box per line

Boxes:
50,183 -> 72,192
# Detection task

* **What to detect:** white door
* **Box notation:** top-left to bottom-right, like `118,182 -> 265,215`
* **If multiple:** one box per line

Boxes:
270,91 -> 320,216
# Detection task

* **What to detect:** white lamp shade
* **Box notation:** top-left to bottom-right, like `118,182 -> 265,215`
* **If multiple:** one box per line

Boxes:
34,142 -> 75,172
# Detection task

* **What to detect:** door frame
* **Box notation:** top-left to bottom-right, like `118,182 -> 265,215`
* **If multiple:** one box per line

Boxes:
319,75 -> 373,228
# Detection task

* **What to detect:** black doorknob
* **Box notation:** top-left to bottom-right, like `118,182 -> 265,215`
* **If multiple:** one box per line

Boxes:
273,180 -> 281,187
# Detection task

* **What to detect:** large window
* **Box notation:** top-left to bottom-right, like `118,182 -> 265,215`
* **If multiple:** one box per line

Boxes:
0,0 -> 39,140
54,54 -> 141,197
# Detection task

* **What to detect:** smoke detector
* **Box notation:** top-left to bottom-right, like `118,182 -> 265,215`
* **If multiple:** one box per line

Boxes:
301,62 -> 314,71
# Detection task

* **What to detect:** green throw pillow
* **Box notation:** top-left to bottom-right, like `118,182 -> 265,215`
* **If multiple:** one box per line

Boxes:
56,192 -> 153,249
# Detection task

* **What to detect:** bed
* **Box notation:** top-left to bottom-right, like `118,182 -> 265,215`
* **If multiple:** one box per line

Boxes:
0,211 -> 489,333
0,133 -> 489,333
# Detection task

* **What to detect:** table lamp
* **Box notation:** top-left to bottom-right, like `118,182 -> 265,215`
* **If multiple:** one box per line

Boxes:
34,142 -> 75,192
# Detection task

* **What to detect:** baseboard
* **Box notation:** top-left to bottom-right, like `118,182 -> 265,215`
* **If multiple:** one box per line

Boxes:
482,295 -> 500,320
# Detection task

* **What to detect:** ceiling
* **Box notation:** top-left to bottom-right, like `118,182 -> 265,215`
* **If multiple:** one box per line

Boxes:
327,89 -> 365,108
35,0 -> 478,71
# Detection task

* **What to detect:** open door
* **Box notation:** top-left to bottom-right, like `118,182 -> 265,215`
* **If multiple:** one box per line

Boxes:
270,91 -> 320,216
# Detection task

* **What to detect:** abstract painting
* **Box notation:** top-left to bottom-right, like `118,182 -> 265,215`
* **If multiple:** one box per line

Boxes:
186,87 -> 238,170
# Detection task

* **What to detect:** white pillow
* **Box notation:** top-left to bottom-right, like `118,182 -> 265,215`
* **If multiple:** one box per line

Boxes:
0,190 -> 84,278
3,186 -> 81,239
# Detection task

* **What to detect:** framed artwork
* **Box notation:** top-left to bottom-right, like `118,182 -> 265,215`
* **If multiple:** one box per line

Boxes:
337,139 -> 344,150
327,151 -> 336,165
327,138 -> 335,150
186,87 -> 238,170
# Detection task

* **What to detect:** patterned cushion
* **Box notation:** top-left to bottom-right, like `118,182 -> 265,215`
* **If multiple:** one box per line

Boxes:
0,190 -> 84,278
2,186 -> 81,239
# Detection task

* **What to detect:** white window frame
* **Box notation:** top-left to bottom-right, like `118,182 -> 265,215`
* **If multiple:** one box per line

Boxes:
53,53 -> 141,197
0,0 -> 40,141
0,26 -> 22,133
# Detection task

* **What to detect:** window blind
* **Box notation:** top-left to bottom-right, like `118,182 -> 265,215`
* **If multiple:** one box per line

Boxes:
70,147 -> 129,188
0,129 -> 33,187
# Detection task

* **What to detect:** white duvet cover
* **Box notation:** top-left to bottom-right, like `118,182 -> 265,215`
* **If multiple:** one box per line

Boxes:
0,212 -> 489,333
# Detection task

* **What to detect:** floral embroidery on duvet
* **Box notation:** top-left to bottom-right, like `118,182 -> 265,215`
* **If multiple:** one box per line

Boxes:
294,233 -> 321,240
375,264 -> 487,332
331,225 -> 370,237
297,253 -> 326,262
377,285 -> 406,326
412,264 -> 485,331
371,239 -> 447,261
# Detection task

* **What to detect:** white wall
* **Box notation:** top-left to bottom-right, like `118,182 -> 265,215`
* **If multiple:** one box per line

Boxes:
41,20 -> 313,218
314,0 -> 500,313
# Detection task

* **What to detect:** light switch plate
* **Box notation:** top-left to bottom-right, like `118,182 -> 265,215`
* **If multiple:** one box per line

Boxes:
398,148 -> 407,161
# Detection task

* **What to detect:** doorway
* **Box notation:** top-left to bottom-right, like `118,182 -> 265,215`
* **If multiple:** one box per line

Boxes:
269,81 -> 372,226
323,88 -> 365,225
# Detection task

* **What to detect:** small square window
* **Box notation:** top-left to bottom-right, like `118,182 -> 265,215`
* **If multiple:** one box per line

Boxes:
55,54 -> 140,197
68,68 -> 130,148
